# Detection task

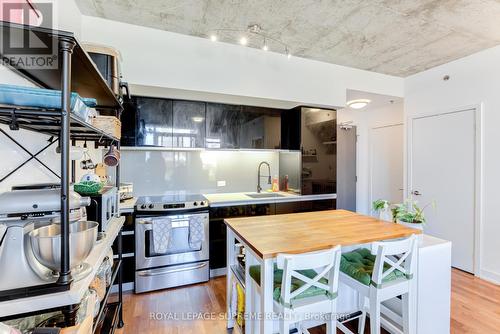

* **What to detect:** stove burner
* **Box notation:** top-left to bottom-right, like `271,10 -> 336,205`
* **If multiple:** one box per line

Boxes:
135,193 -> 208,212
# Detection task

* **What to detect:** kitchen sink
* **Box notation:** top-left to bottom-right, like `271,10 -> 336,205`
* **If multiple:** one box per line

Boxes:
245,193 -> 285,199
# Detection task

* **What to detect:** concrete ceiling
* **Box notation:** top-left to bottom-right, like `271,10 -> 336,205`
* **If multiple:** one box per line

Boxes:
75,0 -> 500,77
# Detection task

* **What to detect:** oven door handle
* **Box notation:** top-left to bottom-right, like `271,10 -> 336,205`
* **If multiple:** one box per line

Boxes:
137,262 -> 208,277
137,219 -> 192,227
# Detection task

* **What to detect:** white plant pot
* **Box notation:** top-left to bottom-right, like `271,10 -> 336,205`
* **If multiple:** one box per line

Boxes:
397,220 -> 424,231
378,208 -> 392,222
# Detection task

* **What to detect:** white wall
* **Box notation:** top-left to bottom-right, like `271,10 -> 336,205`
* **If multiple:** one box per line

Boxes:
28,0 -> 82,36
338,102 -> 404,215
405,44 -> 500,284
80,16 -> 404,109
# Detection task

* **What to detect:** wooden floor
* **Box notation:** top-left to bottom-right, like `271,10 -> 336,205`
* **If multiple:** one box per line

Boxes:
117,269 -> 500,333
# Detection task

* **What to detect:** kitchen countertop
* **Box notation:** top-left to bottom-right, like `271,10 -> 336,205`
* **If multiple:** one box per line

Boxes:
119,197 -> 137,213
225,209 -> 421,259
203,191 -> 336,207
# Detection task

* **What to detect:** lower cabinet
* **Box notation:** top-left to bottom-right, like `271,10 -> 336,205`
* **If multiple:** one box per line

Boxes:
275,199 -> 336,214
209,204 -> 275,270
112,212 -> 136,285
209,199 -> 335,270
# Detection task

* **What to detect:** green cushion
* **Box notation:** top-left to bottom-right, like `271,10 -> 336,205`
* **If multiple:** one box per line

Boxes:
249,265 -> 331,303
340,248 -> 407,287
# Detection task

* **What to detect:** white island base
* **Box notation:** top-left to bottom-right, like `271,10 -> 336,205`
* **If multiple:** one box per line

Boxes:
242,235 -> 451,334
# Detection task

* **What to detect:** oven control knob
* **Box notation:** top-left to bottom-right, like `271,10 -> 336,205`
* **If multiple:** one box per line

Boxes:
193,201 -> 198,206
140,204 -> 147,209
148,204 -> 155,209
200,201 -> 206,206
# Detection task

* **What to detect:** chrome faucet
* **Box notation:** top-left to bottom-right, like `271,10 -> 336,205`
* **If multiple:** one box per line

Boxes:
257,161 -> 272,193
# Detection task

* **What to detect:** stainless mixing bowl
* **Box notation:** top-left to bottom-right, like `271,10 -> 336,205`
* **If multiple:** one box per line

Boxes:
29,221 -> 98,272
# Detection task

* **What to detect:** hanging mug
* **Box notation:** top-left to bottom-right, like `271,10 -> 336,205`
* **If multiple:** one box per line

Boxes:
103,145 -> 120,167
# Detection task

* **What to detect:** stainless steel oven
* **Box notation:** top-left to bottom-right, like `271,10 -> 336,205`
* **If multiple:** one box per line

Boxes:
134,195 -> 209,293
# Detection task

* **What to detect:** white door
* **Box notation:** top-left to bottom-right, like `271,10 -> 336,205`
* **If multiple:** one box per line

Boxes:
370,124 -> 404,208
410,109 -> 476,272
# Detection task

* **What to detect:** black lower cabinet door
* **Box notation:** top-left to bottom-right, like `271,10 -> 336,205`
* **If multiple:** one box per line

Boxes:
275,199 -> 336,214
122,256 -> 135,284
209,204 -> 275,269
209,220 -> 227,270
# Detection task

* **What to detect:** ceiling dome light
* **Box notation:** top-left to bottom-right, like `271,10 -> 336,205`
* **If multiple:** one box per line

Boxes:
210,34 -> 217,42
347,99 -> 371,109
239,36 -> 248,45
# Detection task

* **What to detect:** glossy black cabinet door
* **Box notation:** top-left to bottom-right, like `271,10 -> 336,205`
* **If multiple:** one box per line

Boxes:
206,103 -> 241,149
275,199 -> 336,214
172,100 -> 206,148
281,106 -> 301,150
209,204 -> 276,269
135,96 -> 173,147
240,106 -> 282,149
120,98 -> 137,146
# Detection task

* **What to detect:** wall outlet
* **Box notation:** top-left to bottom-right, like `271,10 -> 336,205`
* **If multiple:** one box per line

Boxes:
217,180 -> 226,187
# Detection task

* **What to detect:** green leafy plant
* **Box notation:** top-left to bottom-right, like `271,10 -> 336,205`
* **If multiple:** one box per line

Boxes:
394,199 -> 435,224
372,199 -> 389,212
373,198 -> 435,224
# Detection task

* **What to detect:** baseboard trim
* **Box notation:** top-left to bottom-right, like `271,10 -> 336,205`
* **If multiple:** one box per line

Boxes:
210,268 -> 226,277
111,282 -> 134,293
479,269 -> 500,285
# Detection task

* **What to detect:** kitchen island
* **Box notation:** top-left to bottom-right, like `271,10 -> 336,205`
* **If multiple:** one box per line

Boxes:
225,210 -> 451,334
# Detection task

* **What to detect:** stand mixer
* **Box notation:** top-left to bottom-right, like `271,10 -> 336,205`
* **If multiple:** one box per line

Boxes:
0,185 -> 92,295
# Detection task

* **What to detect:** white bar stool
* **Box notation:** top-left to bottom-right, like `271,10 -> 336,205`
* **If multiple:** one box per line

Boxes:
340,235 -> 418,334
248,245 -> 342,334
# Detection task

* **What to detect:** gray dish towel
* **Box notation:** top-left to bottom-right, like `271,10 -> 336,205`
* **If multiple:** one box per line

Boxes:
188,216 -> 204,250
152,217 -> 172,254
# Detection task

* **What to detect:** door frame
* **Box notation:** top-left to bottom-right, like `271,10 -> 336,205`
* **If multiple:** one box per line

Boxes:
407,104 -> 483,275
368,122 -> 404,216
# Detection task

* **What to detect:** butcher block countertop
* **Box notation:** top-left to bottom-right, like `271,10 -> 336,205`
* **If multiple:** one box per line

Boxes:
225,209 -> 422,259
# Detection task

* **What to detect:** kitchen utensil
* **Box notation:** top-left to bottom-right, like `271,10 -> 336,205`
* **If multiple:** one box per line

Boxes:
119,182 -> 133,201
80,149 -> 95,170
29,221 -> 98,272
103,145 -> 120,167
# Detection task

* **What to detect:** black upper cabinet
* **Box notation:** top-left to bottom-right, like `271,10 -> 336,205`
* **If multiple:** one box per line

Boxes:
172,100 -> 206,148
206,103 -> 241,149
281,106 -> 301,150
120,98 -> 137,146
135,96 -> 173,147
240,106 -> 281,149
123,96 -> 285,150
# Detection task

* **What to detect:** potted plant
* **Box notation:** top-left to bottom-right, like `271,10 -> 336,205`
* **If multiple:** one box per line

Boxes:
372,199 -> 392,222
393,199 -> 435,231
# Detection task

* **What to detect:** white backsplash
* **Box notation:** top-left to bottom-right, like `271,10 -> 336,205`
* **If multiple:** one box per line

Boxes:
117,149 -> 283,196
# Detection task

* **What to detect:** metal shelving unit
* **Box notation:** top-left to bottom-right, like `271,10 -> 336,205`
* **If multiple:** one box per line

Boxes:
0,20 -> 124,332
0,106 -> 119,142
